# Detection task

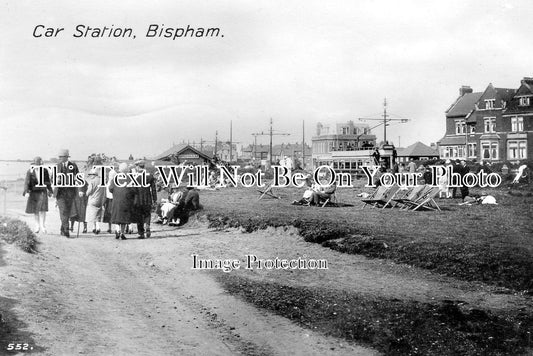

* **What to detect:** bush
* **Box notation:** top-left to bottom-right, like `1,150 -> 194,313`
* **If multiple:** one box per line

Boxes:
0,217 -> 38,253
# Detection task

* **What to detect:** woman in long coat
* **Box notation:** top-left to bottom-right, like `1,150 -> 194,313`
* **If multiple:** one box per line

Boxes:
85,167 -> 107,234
109,163 -> 135,240
23,156 -> 53,233
69,171 -> 88,233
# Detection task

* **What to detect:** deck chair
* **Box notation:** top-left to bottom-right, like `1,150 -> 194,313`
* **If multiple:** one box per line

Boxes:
379,185 -> 403,209
392,185 -> 426,210
257,180 -> 281,200
403,186 -> 441,211
363,185 -> 401,209
389,186 -> 413,208
361,185 -> 389,209
321,191 -> 338,207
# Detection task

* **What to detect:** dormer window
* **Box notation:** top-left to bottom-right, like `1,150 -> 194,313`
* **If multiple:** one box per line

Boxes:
519,97 -> 530,106
485,99 -> 495,109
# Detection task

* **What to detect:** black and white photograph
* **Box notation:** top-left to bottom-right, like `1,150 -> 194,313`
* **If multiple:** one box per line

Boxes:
0,0 -> 532,355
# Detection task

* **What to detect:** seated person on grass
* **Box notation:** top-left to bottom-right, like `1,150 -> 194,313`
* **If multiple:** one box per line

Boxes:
155,186 -> 183,224
311,182 -> 336,206
292,187 -> 314,205
169,187 -> 202,226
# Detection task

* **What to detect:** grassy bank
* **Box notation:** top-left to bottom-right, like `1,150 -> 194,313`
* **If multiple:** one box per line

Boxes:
199,184 -> 533,292
0,217 -> 40,354
0,216 -> 38,253
217,274 -> 532,355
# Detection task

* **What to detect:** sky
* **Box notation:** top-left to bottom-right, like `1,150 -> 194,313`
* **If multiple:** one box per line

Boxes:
0,0 -> 532,160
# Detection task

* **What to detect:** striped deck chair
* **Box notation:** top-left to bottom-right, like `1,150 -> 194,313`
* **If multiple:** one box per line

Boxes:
389,186 -> 413,208
321,191 -> 338,207
403,186 -> 441,211
392,185 -> 427,210
361,185 -> 390,209
384,186 -> 412,209
376,185 -> 401,209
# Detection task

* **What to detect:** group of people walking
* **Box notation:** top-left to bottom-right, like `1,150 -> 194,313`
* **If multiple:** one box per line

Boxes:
24,149 -> 158,239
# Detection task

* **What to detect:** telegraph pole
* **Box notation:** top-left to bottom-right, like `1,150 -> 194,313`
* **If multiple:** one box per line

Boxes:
302,120 -> 305,169
359,98 -> 409,146
252,118 -> 290,164
251,133 -> 260,161
229,120 -> 233,162
269,118 -> 273,164
383,98 -> 388,143
214,131 -> 218,157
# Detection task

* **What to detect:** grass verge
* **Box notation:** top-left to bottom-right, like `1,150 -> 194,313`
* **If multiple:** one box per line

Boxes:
0,217 -> 41,353
201,186 -> 533,293
0,217 -> 38,254
217,274 -> 533,355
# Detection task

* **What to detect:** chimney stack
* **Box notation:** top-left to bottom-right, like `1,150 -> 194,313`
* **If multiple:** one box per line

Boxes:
459,86 -> 473,96
521,77 -> 533,85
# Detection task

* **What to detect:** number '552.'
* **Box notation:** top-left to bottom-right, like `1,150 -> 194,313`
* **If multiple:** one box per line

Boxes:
6,343 -> 31,351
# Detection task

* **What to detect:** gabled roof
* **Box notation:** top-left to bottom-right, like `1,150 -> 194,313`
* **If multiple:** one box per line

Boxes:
505,78 -> 533,114
397,141 -> 439,157
153,144 -> 213,161
494,87 -> 516,102
153,143 -> 187,160
445,92 -> 483,118
477,83 -> 516,108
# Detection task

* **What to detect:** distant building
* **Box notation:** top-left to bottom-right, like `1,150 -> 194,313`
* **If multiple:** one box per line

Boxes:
396,141 -> 439,163
153,144 -> 213,165
311,121 -> 377,174
241,142 -> 311,168
190,142 -> 239,162
438,78 -> 532,163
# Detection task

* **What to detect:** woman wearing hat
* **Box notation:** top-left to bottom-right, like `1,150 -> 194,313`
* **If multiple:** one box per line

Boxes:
23,156 -> 53,233
109,163 -> 135,240
103,163 -> 118,234
69,174 -> 88,234
85,167 -> 106,234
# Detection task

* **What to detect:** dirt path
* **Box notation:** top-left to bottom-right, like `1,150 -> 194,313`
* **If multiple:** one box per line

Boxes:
1,194 -> 531,355
1,198 -> 375,356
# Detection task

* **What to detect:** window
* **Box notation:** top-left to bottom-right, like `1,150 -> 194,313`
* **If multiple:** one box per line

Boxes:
467,143 -> 477,158
441,146 -> 465,159
485,99 -> 495,109
458,146 -> 465,158
441,146 -> 450,158
508,140 -> 527,159
481,141 -> 499,160
484,117 -> 496,133
342,127 -> 349,135
511,116 -> 524,132
470,125 -> 476,134
455,120 -> 466,134
519,97 -> 530,106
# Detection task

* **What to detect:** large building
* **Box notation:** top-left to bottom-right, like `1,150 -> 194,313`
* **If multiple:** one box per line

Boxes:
241,142 -> 311,168
438,78 -> 533,163
311,121 -> 377,174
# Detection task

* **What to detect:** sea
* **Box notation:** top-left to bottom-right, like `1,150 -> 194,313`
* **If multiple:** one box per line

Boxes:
0,160 -> 87,182
0,161 -> 31,181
